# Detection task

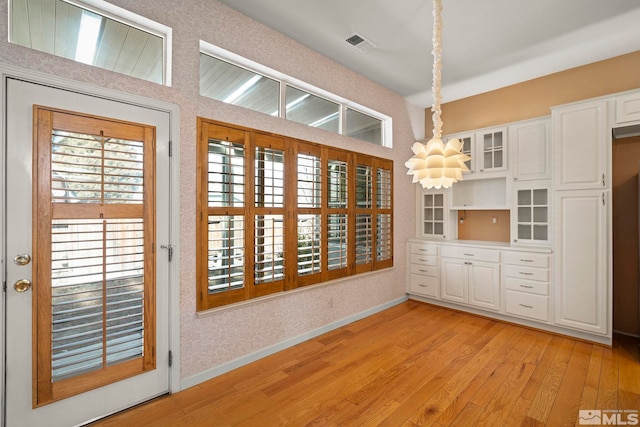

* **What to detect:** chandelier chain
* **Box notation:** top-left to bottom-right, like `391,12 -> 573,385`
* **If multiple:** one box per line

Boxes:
431,0 -> 443,138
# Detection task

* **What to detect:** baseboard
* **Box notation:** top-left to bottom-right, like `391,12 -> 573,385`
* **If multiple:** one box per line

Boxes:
180,295 -> 409,391
613,329 -> 640,339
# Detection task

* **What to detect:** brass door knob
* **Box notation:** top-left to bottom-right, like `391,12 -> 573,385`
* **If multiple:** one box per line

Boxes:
14,279 -> 32,293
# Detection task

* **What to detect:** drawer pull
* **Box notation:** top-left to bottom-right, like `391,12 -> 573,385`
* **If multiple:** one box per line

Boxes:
519,303 -> 534,309
418,284 -> 428,288
418,269 -> 429,273
519,272 -> 533,276
463,253 -> 475,257
419,249 -> 430,252
419,258 -> 429,262
519,284 -> 534,289
520,259 -> 534,263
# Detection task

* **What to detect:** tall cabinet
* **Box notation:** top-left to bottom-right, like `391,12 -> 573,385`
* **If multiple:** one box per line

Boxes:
552,100 -> 609,335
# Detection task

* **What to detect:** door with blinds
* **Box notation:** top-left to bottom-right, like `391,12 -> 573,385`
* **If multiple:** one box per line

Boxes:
4,78 -> 171,427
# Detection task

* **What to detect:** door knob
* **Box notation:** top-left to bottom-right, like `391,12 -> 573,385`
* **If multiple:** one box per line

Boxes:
14,253 -> 31,266
14,279 -> 32,293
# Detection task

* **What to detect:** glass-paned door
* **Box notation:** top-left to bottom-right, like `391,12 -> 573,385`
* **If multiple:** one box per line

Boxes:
5,78 -> 171,427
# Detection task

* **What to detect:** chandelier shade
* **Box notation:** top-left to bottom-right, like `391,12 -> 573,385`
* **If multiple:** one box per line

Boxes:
406,0 -> 468,189
405,137 -> 470,189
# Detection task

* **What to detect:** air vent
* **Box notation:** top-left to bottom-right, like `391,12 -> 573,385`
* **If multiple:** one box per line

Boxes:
345,33 -> 377,52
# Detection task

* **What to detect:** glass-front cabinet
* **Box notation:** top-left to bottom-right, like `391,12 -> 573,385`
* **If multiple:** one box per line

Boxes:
419,190 -> 447,238
480,129 -> 505,172
512,182 -> 551,245
444,127 -> 507,177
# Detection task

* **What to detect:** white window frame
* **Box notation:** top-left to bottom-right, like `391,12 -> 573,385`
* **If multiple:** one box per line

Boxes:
8,0 -> 173,86
199,40 -> 392,147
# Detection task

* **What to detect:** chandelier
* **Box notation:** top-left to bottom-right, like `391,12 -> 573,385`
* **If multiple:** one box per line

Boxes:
405,0 -> 469,189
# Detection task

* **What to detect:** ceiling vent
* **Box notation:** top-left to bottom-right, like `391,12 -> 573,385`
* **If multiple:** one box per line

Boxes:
345,33 -> 377,52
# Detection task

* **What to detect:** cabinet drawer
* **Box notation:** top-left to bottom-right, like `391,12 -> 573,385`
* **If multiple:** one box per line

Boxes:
410,254 -> 438,266
410,243 -> 439,256
410,264 -> 438,277
505,290 -> 549,322
409,274 -> 438,297
502,252 -> 549,268
505,265 -> 548,282
440,245 -> 500,263
505,277 -> 548,296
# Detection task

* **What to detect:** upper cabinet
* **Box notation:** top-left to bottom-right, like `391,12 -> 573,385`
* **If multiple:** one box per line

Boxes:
445,126 -> 507,178
615,90 -> 640,125
552,100 -> 608,190
477,127 -> 508,174
510,118 -> 551,181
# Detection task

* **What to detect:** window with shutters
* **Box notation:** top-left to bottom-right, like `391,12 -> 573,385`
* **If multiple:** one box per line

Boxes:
33,107 -> 156,405
197,118 -> 393,310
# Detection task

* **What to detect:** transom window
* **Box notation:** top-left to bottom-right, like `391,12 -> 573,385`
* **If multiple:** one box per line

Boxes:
197,118 -> 393,310
199,41 -> 392,147
9,0 -> 172,85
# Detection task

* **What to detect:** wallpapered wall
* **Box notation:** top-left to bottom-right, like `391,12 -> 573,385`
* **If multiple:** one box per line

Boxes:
0,1 -> 423,381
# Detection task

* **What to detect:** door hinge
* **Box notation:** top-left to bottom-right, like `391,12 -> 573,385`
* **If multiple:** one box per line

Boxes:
161,244 -> 174,262
602,192 -> 605,206
168,350 -> 173,367
169,140 -> 173,157
602,173 -> 605,187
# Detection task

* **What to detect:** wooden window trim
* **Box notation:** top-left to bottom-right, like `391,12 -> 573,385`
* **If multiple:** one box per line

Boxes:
197,118 -> 393,311
33,106 -> 157,406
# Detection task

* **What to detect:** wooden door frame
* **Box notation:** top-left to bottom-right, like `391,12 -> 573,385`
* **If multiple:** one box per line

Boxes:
0,64 -> 182,424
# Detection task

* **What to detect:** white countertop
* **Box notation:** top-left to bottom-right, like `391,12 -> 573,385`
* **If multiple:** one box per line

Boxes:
407,237 -> 553,253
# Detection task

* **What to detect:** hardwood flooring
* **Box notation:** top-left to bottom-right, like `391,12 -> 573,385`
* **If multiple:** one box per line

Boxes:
92,301 -> 640,426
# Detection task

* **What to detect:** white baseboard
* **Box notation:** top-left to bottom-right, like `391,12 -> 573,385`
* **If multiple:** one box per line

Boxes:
180,296 -> 409,391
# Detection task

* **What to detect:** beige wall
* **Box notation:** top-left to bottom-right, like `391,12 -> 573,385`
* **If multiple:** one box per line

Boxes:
457,210 -> 510,242
0,0 -> 421,381
431,50 -> 640,134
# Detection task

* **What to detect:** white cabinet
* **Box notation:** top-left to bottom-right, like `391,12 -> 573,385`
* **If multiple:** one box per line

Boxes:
504,251 -> 550,322
406,242 -> 439,298
554,190 -> 607,335
444,127 -> 507,178
417,190 -> 448,239
450,177 -> 509,210
511,181 -> 551,245
476,127 -> 508,174
615,91 -> 640,125
444,132 -> 475,174
510,118 -> 551,181
552,100 -> 608,190
440,246 -> 500,311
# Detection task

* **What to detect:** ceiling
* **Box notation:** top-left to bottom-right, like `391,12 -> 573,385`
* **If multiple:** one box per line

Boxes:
218,0 -> 640,107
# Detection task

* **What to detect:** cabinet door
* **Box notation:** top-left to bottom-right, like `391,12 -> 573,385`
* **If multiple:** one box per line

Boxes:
510,119 -> 550,181
445,133 -> 474,174
476,128 -> 507,173
554,190 -> 607,334
615,91 -> 640,124
419,190 -> 447,238
512,183 -> 551,245
553,100 -> 607,190
468,261 -> 500,311
440,258 -> 467,303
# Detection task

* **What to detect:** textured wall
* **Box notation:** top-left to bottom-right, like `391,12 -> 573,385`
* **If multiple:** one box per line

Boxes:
0,1 -> 421,380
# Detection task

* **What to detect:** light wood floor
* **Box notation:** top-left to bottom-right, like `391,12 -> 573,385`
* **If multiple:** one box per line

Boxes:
93,301 -> 640,426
